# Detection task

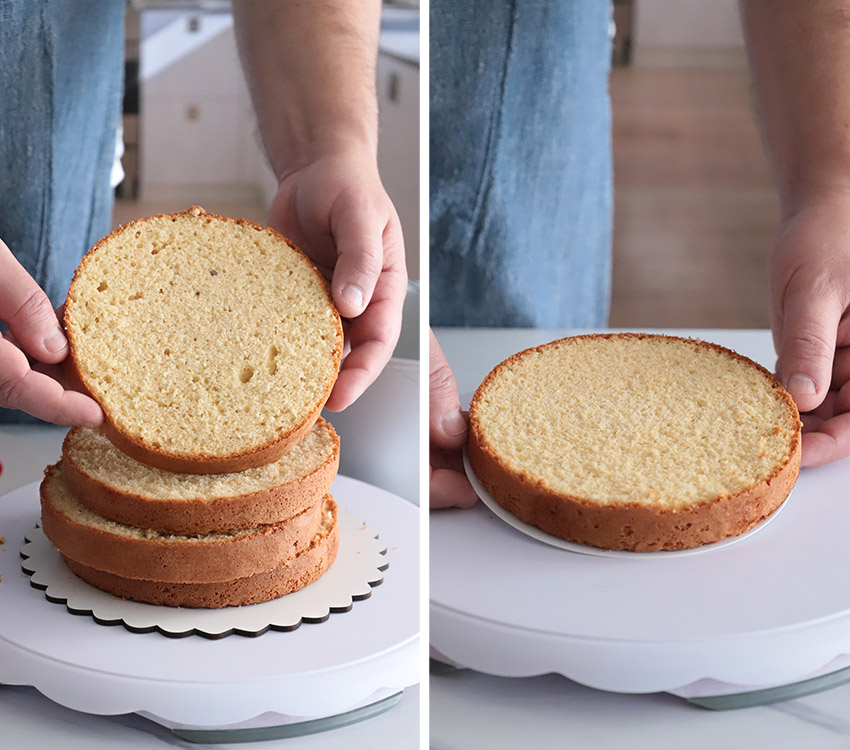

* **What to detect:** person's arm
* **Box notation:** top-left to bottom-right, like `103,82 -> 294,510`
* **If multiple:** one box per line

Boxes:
742,0 -> 850,466
430,330 -> 478,509
233,1 -> 407,412
0,240 -> 102,426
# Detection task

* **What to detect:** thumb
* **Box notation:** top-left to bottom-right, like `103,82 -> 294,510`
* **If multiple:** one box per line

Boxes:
430,329 -> 468,450
0,240 -> 68,364
777,274 -> 843,413
330,193 -> 385,319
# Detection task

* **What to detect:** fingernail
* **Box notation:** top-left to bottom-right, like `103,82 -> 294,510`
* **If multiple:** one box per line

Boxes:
340,284 -> 364,312
43,326 -> 68,354
787,373 -> 816,396
442,409 -> 468,437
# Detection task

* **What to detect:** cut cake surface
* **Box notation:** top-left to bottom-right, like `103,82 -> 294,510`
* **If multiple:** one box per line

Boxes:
468,333 -> 802,551
64,206 -> 343,473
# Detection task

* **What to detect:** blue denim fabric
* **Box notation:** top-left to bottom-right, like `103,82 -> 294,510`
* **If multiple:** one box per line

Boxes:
430,0 -> 613,327
0,0 -> 125,423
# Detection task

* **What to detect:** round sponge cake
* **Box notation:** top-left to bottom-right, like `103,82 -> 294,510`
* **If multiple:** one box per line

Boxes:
468,334 -> 802,551
40,462 -> 330,584
61,502 -> 339,609
61,418 -> 339,535
64,207 -> 343,473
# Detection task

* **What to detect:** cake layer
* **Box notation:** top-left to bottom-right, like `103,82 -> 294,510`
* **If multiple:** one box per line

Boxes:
62,419 -> 339,535
64,206 -> 343,473
62,500 -> 339,608
469,333 -> 802,551
41,463 -> 329,583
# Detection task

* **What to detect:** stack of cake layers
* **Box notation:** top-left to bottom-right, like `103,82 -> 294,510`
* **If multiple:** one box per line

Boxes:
41,419 -> 341,608
39,207 -> 345,607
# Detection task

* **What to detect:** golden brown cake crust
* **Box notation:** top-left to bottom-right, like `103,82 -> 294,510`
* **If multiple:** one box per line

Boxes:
91,416 -> 322,476
61,421 -> 340,535
62,510 -> 340,608
63,206 -> 343,474
41,463 -> 332,583
468,333 -> 803,552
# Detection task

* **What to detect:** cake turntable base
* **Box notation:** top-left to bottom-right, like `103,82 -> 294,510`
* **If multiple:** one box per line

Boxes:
0,475 -> 419,741
431,454 -> 850,709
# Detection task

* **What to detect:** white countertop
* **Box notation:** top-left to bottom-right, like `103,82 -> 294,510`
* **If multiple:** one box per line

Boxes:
431,327 -> 850,750
430,669 -> 850,750
0,425 -> 418,749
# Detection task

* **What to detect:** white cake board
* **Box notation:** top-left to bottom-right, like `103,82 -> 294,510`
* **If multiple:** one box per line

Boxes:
0,475 -> 418,729
431,454 -> 850,700
462,448 -> 786,559
20,510 -> 388,638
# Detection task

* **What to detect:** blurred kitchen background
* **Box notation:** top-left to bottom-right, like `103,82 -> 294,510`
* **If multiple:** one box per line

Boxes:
609,0 -> 774,329
115,1 -> 420,282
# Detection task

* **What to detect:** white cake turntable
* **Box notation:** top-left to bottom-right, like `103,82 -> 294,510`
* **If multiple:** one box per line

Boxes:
0,474 -> 419,742
431,378 -> 850,710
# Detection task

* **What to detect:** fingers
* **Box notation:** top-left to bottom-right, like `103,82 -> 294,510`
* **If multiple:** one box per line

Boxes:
322,195 -> 406,411
776,272 -> 844,413
429,329 -> 469,452
831,345 -> 850,388
0,240 -> 68,364
0,247 -> 98,425
324,339 -> 387,412
800,410 -> 850,467
430,466 -> 479,509
324,263 -> 406,411
330,192 -> 399,319
0,337 -> 102,426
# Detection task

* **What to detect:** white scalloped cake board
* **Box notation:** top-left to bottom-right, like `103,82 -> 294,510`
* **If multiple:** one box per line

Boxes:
0,475 -> 419,728
20,512 -> 387,638
431,451 -> 850,697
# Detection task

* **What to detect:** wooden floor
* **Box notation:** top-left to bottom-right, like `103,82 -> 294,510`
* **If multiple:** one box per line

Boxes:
609,66 -> 778,329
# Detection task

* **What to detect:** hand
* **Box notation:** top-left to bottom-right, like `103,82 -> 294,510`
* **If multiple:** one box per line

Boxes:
430,329 -> 478,508
268,150 -> 407,411
770,194 -> 850,467
0,239 -> 102,426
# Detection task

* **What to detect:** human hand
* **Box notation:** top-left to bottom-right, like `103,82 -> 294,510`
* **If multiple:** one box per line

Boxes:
770,195 -> 850,467
430,329 -> 478,509
268,150 -> 407,411
0,239 -> 102,426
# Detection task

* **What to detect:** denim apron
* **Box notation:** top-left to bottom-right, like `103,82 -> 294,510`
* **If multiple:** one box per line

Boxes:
0,0 -> 125,422
430,0 -> 613,327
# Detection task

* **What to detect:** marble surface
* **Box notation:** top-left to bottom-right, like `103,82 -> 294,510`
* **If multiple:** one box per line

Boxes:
0,425 -> 418,748
430,669 -> 850,750
430,327 -> 850,750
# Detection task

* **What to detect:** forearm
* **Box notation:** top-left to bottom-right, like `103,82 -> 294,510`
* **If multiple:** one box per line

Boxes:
232,0 -> 381,180
742,0 -> 850,216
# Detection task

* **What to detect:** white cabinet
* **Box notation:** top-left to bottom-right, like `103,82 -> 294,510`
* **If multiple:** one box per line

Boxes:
377,52 -> 420,280
138,12 -> 261,203
137,8 -> 420,280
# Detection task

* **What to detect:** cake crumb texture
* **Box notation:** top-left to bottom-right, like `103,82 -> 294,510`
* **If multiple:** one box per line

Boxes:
469,334 -> 801,551
472,334 -> 799,508
64,207 -> 342,466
